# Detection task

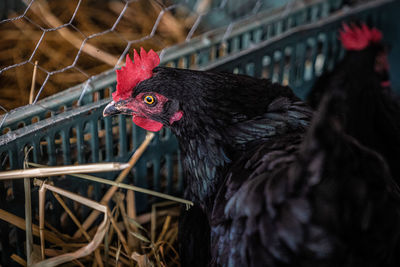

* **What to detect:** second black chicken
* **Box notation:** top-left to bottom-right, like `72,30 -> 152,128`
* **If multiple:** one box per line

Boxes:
307,23 -> 400,185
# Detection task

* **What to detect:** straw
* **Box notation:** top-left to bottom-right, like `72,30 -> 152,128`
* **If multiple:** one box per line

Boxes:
23,147 -> 34,265
34,0 -> 119,66
0,209 -> 65,245
11,254 -> 27,267
29,61 -> 38,104
51,191 -> 104,267
0,162 -> 129,179
32,179 -> 110,267
73,132 -> 155,238
108,210 -> 131,256
24,59 -> 39,265
64,172 -> 193,206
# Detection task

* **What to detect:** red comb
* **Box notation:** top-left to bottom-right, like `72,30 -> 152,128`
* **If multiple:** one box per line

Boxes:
339,23 -> 383,51
113,47 -> 160,101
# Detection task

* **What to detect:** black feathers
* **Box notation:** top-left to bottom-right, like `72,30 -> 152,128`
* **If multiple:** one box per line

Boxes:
307,42 -> 400,186
131,63 -> 400,266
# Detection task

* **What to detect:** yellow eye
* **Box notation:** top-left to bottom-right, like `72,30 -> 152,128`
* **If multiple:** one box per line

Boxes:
144,95 -> 155,105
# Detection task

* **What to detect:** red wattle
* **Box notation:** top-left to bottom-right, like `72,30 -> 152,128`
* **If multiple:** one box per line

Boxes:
170,111 -> 183,125
133,116 -> 163,132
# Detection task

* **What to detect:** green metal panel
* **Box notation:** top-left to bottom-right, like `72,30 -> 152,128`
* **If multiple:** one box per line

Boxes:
205,0 -> 398,99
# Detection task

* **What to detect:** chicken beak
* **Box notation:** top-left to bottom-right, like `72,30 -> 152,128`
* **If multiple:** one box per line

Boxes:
103,101 -> 120,117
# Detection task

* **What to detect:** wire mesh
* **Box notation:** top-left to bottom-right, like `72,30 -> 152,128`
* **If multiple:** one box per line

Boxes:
0,0 -> 280,119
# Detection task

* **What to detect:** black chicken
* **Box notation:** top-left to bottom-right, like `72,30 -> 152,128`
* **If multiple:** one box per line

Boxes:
307,23 -> 400,184
103,48 -> 400,266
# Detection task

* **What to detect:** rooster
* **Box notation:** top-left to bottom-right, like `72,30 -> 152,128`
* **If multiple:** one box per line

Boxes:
307,23 -> 400,185
103,48 -> 400,266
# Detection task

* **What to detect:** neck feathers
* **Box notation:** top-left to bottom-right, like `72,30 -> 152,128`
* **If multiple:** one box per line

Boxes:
173,96 -> 312,210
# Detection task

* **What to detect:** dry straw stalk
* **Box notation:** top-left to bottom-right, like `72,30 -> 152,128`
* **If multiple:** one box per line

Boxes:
74,131 -> 155,238
32,179 -> 110,267
0,162 -> 129,179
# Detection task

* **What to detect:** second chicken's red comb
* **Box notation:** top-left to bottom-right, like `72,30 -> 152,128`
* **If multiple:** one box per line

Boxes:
339,23 -> 382,51
113,47 -> 160,102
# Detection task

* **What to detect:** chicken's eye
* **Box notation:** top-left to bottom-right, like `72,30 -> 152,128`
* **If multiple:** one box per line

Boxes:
144,95 -> 155,105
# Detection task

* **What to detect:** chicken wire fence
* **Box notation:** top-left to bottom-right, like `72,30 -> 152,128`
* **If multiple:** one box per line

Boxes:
0,0 -> 399,264
0,0 -> 291,115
